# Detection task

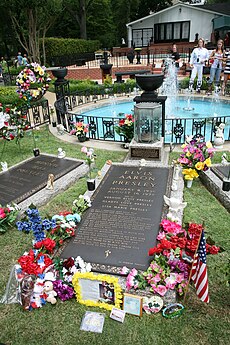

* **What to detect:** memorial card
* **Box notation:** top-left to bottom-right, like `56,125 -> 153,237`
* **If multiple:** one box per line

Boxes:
80,311 -> 105,333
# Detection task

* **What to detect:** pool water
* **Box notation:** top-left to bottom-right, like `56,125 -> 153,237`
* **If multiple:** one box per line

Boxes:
75,98 -> 229,142
81,98 -> 230,119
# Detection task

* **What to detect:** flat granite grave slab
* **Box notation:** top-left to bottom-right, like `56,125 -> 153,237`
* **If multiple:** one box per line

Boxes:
61,165 -> 171,273
0,154 -> 83,205
211,165 -> 230,180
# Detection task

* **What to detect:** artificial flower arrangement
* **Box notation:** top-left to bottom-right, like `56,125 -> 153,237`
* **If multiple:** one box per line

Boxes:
50,210 -> 81,246
16,62 -> 51,103
70,121 -> 89,142
177,138 -> 215,181
0,103 -> 30,142
72,194 -> 92,215
115,114 -> 134,143
122,220 -> 220,300
13,201 -> 92,310
81,146 -> 97,180
0,203 -> 20,234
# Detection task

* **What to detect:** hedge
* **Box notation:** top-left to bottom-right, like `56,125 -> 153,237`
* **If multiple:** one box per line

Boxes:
43,37 -> 100,64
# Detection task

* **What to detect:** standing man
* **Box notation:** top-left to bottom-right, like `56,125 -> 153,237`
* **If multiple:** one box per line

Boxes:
189,38 -> 209,93
17,52 -> 23,66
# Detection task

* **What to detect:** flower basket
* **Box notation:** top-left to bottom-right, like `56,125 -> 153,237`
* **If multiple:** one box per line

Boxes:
177,138 -> 215,182
115,114 -> 134,143
77,135 -> 87,143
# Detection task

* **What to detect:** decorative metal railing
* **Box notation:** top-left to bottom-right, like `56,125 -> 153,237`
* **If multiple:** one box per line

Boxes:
54,93 -> 230,144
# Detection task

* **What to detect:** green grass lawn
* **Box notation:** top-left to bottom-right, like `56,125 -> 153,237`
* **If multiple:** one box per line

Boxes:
0,130 -> 229,345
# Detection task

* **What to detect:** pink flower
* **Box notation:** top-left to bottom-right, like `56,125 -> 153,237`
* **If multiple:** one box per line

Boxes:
154,285 -> 167,296
175,273 -> 185,284
81,146 -> 88,154
178,157 -> 189,164
152,274 -> 161,284
157,232 -> 165,240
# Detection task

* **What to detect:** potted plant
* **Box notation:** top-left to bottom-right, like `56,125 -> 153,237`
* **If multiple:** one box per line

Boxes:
115,114 -> 134,145
75,121 -> 89,142
81,146 -> 97,191
177,138 -> 215,188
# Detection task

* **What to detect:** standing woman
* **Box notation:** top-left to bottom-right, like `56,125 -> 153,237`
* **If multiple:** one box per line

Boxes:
222,48 -> 230,96
189,38 -> 209,93
207,39 -> 225,95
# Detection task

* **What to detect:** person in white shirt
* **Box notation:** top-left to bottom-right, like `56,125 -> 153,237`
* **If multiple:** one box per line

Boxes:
189,38 -> 209,93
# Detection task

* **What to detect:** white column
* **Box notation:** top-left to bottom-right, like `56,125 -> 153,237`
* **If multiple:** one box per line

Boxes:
127,25 -> 132,47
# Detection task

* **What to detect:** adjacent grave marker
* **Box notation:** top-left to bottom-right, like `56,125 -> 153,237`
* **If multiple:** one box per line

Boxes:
61,165 -> 170,272
0,155 -> 82,205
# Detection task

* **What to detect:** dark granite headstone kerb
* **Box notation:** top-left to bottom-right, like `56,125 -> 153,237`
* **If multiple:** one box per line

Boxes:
0,154 -> 83,206
211,164 -> 230,181
60,165 -> 170,273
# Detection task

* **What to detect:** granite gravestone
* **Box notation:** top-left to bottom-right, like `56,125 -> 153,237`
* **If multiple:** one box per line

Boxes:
211,165 -> 230,180
0,155 -> 82,205
61,165 -> 170,272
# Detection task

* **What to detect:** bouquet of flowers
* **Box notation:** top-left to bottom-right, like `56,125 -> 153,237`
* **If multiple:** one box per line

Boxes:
72,194 -> 92,215
177,138 -> 215,180
16,62 -> 51,103
50,211 -> 81,246
0,203 -> 19,233
73,121 -> 89,142
81,146 -> 97,179
0,103 -> 30,142
16,205 -> 56,243
115,114 -> 134,143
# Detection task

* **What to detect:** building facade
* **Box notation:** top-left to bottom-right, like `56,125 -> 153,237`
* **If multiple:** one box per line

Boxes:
126,2 -> 230,48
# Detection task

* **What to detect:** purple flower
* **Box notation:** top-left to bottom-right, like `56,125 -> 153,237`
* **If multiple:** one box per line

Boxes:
53,280 -> 75,301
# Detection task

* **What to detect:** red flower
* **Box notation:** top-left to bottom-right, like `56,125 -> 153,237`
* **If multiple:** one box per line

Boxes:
5,107 -> 11,113
186,239 -> 199,252
59,211 -> 71,216
206,244 -> 220,255
188,223 -> 203,236
160,238 -> 176,250
119,119 -> 125,126
63,257 -> 75,269
148,244 -> 162,256
177,237 -> 187,249
34,238 -> 56,253
59,239 -> 64,245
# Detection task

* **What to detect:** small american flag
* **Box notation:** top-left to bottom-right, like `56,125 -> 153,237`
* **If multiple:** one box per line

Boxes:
191,230 -> 209,303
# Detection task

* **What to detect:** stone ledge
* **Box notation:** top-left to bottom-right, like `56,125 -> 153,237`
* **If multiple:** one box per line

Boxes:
199,166 -> 230,212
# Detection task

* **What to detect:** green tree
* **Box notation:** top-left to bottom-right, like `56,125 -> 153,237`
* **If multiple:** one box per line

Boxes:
136,0 -> 172,18
65,0 -> 95,40
1,0 -> 63,63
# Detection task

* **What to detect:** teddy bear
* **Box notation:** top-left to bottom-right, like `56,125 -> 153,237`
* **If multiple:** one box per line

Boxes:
43,281 -> 57,304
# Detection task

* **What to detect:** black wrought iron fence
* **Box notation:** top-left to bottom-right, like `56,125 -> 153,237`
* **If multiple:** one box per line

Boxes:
54,93 -> 230,144
20,99 -> 50,128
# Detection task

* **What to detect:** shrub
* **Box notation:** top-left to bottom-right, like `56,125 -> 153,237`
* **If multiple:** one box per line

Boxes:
180,76 -> 208,90
0,87 -> 20,106
42,37 -> 100,65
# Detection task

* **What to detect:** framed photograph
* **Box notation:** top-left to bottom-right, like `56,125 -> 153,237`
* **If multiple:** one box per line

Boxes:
123,293 -> 143,317
72,272 -> 123,311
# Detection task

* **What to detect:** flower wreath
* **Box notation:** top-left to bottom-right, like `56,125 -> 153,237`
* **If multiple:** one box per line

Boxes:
16,63 -> 51,103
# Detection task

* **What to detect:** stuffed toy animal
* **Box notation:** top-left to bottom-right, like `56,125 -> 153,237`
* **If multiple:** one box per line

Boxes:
43,281 -> 57,304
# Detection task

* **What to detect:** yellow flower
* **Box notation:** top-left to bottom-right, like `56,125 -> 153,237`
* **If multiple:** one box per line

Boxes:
195,161 -> 204,170
206,141 -> 212,148
182,168 -> 199,179
186,152 -> 191,157
204,157 -> 212,167
181,144 -> 187,149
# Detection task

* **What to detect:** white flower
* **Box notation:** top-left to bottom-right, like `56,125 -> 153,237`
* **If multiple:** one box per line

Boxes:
85,263 -> 92,272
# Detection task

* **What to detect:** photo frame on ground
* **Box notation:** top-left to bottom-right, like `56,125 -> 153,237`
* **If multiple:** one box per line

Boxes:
123,293 -> 143,316
72,272 -> 123,311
